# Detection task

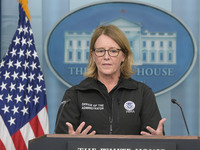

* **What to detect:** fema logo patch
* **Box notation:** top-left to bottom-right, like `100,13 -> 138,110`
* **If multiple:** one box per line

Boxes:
124,101 -> 135,113
45,1 -> 196,96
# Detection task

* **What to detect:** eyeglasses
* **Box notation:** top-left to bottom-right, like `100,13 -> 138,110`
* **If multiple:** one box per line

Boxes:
93,48 -> 122,57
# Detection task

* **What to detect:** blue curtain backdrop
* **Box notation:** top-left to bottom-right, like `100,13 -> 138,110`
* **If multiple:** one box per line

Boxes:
1,0 -> 199,135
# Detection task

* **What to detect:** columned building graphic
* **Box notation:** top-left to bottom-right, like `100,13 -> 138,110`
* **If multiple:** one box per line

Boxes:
64,18 -> 176,65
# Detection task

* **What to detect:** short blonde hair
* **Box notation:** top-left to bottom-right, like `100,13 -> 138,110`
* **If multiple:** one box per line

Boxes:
84,24 -> 135,79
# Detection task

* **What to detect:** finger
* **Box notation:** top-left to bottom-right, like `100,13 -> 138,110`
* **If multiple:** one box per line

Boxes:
66,122 -> 75,134
146,126 -> 157,135
155,118 -> 166,136
75,122 -> 85,134
81,125 -> 93,135
140,131 -> 152,136
88,130 -> 96,135
157,118 -> 166,131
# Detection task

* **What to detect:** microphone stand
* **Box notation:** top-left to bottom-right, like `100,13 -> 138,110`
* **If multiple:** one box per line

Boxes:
54,99 -> 71,133
171,99 -> 190,136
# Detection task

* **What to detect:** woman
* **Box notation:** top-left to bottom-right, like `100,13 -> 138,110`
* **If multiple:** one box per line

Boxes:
55,24 -> 166,135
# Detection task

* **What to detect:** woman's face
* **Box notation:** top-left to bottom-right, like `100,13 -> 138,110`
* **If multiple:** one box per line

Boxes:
92,34 -> 125,78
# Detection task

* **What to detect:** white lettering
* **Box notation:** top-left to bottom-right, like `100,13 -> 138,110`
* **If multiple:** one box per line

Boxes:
68,67 -> 87,75
135,148 -> 165,150
136,68 -> 174,76
77,148 -> 96,150
100,148 -> 131,150
81,103 -> 104,110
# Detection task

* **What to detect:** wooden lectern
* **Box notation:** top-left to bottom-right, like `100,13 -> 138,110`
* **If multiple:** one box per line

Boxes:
28,134 -> 200,150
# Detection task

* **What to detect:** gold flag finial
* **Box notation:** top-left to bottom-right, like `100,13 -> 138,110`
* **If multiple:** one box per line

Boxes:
18,0 -> 31,21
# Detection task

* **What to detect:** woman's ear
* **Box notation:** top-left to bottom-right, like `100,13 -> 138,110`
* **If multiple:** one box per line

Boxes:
122,54 -> 125,62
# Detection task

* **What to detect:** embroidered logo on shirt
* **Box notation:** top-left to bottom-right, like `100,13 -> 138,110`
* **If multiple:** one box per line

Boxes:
124,101 -> 135,113
81,103 -> 104,110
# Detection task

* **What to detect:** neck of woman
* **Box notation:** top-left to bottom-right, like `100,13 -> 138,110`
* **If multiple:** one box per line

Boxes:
98,74 -> 120,93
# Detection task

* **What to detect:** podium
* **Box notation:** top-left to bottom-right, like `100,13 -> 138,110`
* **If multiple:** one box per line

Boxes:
29,134 -> 200,150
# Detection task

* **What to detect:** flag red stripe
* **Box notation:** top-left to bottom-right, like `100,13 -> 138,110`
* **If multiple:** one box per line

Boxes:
12,130 -> 27,150
0,139 -> 6,150
29,115 -> 44,137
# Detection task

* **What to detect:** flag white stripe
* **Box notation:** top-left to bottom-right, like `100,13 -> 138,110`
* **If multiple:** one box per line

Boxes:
20,122 -> 35,148
0,115 -> 15,150
38,107 -> 49,134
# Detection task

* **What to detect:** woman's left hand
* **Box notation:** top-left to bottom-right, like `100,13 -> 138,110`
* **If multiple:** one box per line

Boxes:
140,118 -> 166,136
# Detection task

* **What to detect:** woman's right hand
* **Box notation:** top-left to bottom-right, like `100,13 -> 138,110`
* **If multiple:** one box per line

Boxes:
66,121 -> 96,135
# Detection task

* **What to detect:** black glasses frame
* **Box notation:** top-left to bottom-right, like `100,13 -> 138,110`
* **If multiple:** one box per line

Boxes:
93,48 -> 122,57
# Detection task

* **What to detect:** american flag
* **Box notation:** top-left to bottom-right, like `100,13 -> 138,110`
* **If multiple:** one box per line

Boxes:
0,2 -> 49,150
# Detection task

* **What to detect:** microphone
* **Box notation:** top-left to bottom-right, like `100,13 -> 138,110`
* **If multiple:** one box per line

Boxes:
171,99 -> 190,136
54,99 -> 71,133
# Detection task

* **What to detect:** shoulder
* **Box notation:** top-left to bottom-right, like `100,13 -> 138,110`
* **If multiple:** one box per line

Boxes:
120,78 -> 152,91
62,78 -> 98,101
65,78 -> 97,92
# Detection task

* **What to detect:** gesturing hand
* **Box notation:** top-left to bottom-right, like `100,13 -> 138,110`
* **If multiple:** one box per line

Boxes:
66,121 -> 96,135
140,118 -> 166,136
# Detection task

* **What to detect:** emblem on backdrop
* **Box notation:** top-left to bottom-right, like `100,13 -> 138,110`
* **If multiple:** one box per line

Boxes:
45,1 -> 196,96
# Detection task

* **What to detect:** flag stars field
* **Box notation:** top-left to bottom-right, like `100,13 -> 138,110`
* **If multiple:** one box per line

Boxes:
0,1 -> 49,150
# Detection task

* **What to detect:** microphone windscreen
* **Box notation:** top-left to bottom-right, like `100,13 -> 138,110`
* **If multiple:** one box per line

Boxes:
171,99 -> 177,104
